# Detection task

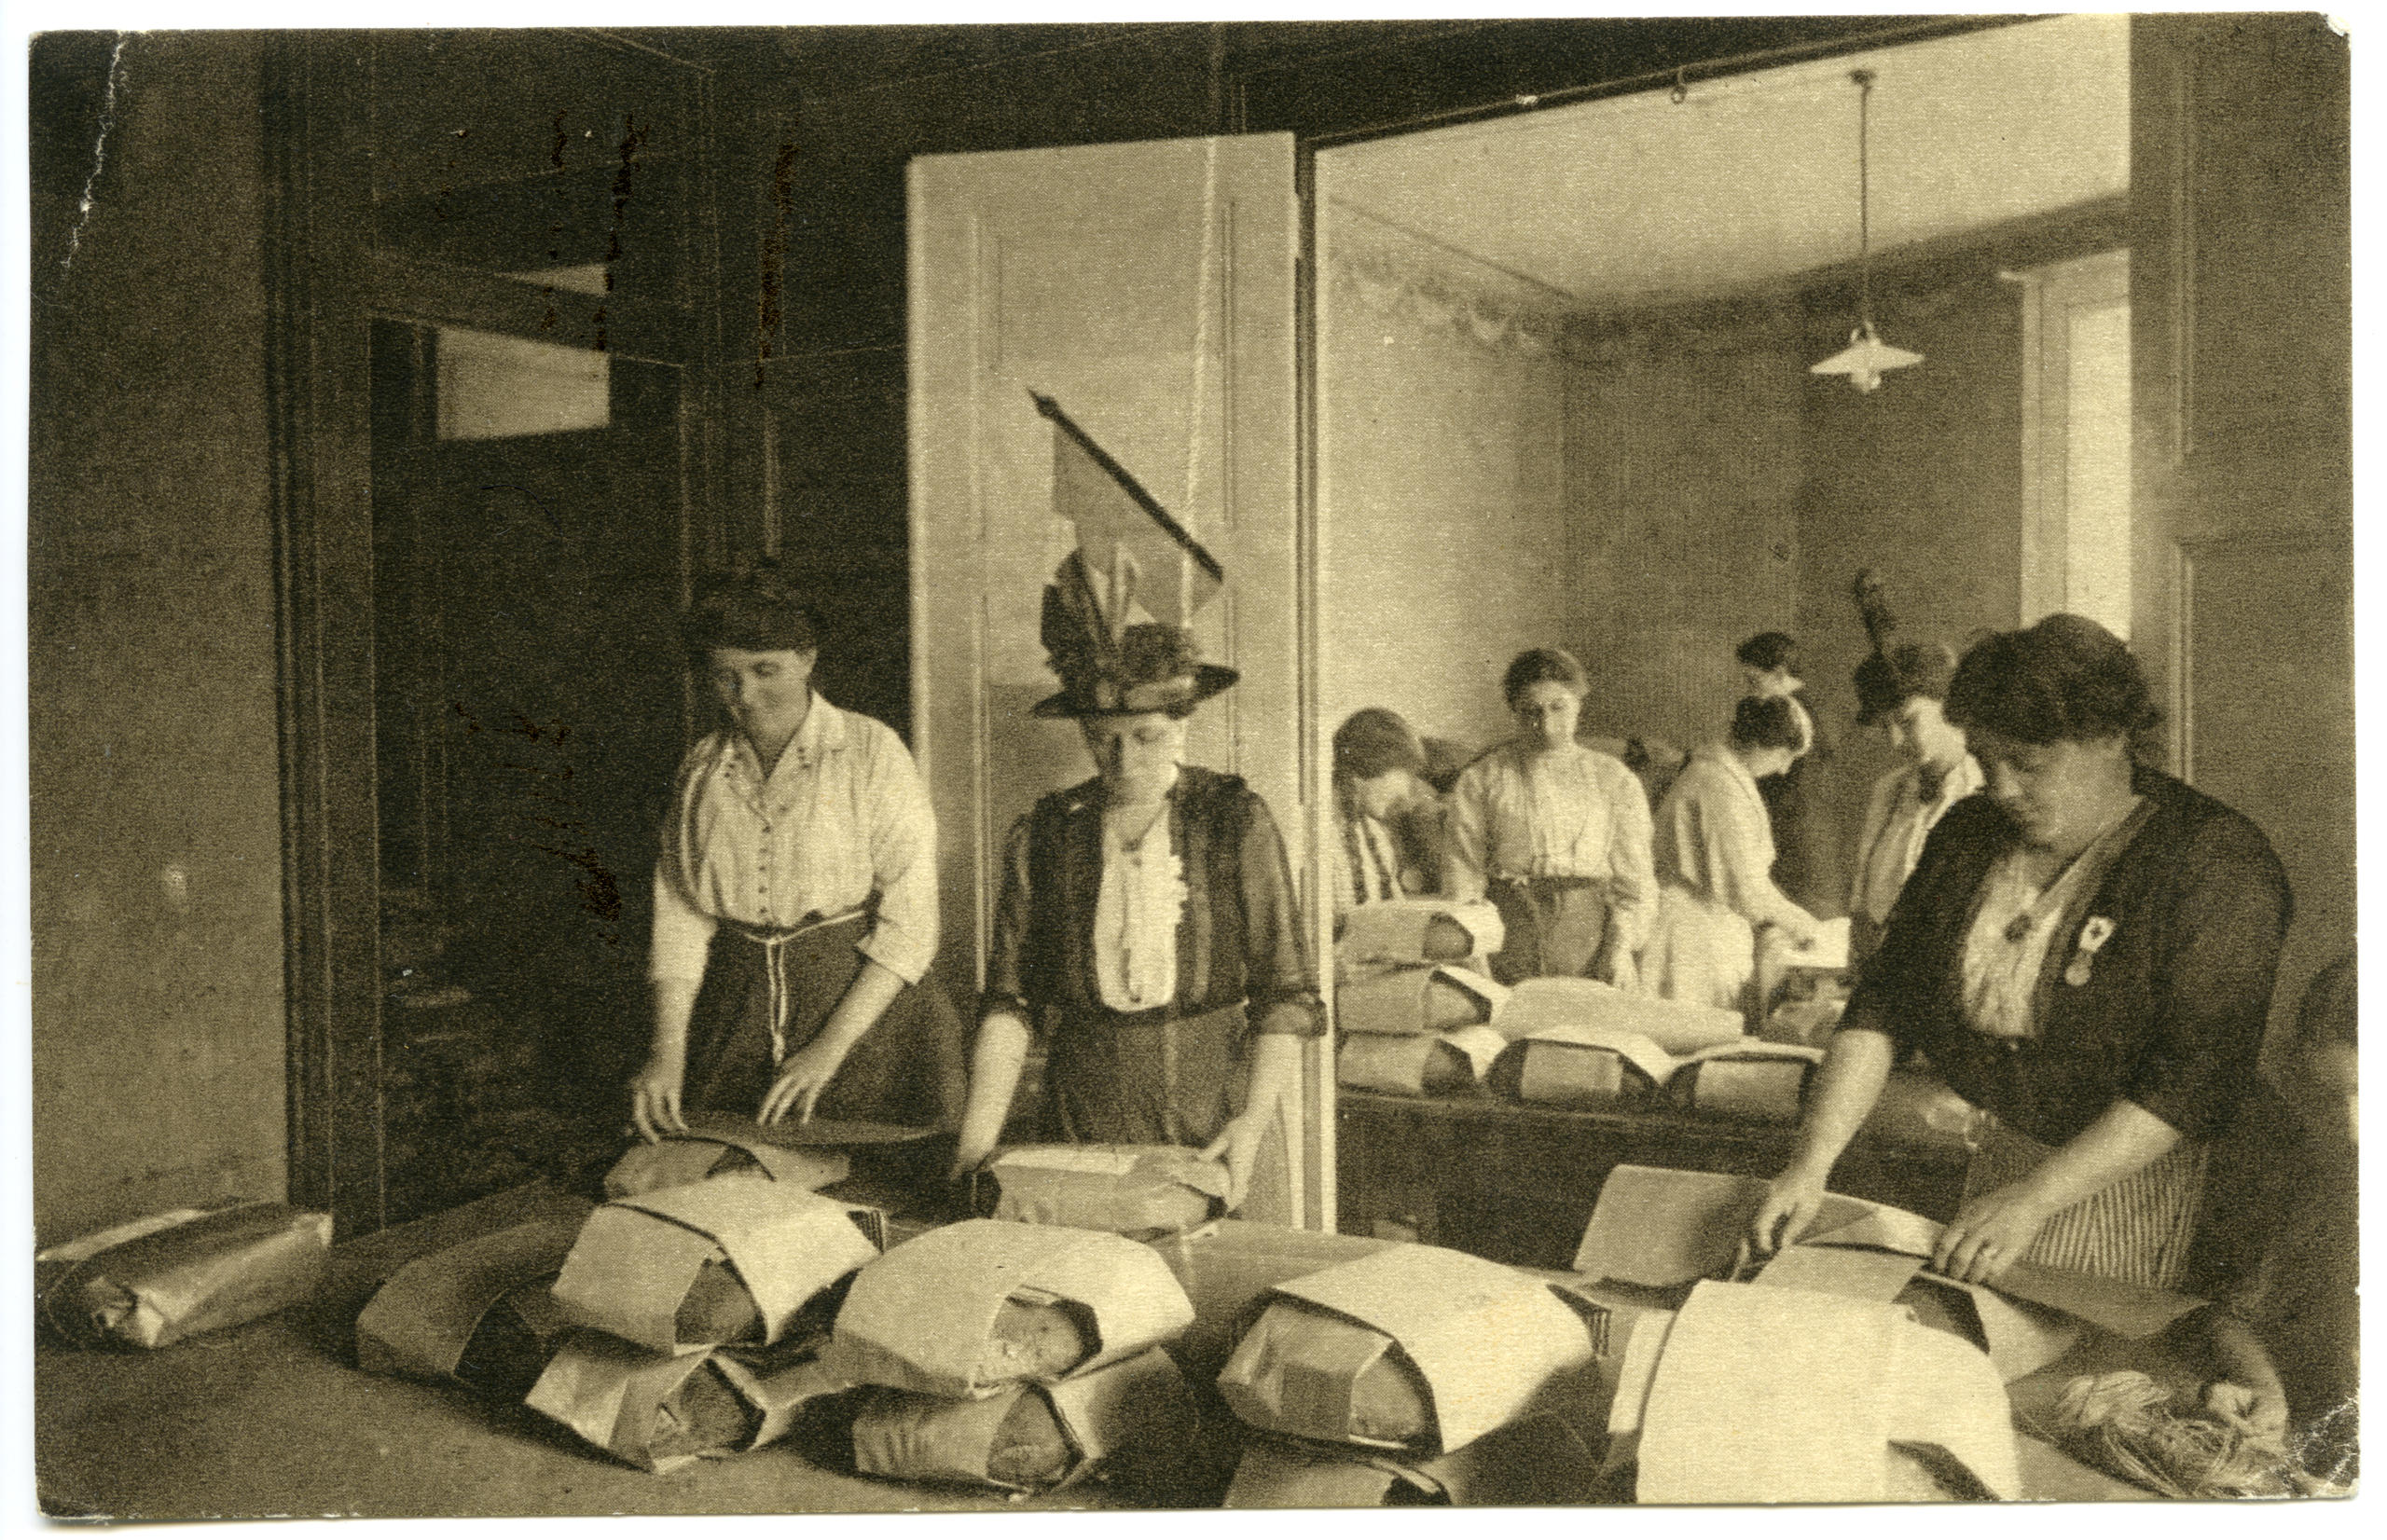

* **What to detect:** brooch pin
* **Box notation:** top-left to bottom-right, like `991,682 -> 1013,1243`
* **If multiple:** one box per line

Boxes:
2064,915 -> 2117,987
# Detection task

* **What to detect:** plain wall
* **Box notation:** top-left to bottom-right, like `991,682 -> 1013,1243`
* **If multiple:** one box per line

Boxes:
27,34 -> 287,1244
1791,277 -> 2028,916
1317,220 -> 1573,757
1564,330 -> 1808,756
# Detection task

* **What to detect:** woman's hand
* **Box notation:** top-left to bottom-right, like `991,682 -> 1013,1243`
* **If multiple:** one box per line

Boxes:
1748,1162 -> 1828,1257
759,1039 -> 851,1125
1200,1111 -> 1276,1212
629,1052 -> 688,1144
1932,1180 -> 2057,1284
2203,1380 -> 2290,1445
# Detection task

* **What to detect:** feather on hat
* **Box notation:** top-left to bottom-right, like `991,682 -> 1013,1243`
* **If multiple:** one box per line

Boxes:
1850,569 -> 1956,724
1029,392 -> 1237,719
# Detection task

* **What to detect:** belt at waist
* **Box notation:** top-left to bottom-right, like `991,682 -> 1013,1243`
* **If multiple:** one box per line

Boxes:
1051,999 -> 1249,1034
721,907 -> 869,947
1494,873 -> 1607,892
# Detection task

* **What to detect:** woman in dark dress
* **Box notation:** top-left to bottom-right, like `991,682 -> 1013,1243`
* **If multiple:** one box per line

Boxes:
1751,615 -> 2292,1290
628,565 -> 966,1141
949,566 -> 1322,1215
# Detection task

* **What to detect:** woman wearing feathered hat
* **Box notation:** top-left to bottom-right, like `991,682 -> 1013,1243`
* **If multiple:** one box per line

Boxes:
949,408 -> 1322,1214
1844,571 -> 1982,965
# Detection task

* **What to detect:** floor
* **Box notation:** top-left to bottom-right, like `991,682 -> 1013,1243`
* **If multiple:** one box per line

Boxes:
32,1182 -> 2159,1519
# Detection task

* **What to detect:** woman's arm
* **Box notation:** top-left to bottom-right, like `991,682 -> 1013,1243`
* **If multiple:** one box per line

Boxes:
757,725 -> 941,1125
1749,1026 -> 1896,1252
1202,1032 -> 1304,1210
1599,763 -> 1659,986
634,862 -> 716,1141
759,958 -> 907,1124
1442,765 -> 1492,904
950,1011 -> 1032,1177
1932,1098 -> 2184,1283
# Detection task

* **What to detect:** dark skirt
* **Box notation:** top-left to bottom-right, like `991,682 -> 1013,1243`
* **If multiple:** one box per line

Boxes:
683,914 -> 967,1132
1040,1001 -> 1292,1223
1486,877 -> 1615,986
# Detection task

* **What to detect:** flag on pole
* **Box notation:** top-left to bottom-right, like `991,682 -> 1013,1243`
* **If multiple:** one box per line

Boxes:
1032,391 -> 1224,634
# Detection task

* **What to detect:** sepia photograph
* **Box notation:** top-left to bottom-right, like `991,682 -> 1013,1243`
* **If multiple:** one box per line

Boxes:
13,5 -> 2358,1520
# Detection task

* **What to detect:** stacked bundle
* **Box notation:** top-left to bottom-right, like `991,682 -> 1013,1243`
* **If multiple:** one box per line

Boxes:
1332,900 -> 1511,1096
829,1220 -> 1201,1494
1212,1243 -> 1609,1506
353,1119 -> 880,1473
1488,978 -> 1815,1122
972,1145 -> 1231,1240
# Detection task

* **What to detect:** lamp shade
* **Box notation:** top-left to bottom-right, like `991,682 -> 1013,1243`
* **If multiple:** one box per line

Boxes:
1808,322 -> 1925,394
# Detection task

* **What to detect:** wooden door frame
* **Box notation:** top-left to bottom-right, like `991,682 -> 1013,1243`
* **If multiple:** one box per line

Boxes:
263,32 -> 732,1239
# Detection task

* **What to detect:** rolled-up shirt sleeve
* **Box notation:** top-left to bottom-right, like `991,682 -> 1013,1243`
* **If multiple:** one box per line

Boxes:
1236,790 -> 1324,1038
649,860 -> 717,985
2123,815 -> 2292,1138
981,813 -> 1039,1023
856,724 -> 941,986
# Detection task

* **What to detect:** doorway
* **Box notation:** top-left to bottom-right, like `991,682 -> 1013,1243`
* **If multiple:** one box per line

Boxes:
1310,15 -> 2134,1256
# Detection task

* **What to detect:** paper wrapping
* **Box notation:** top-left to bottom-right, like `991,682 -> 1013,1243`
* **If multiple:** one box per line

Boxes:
1334,966 -> 1505,1038
1334,1024 -> 1506,1097
603,1114 -> 853,1200
1677,1045 -> 1822,1123
35,1202 -> 331,1349
1635,1281 -> 2017,1503
551,1181 -> 881,1354
828,1219 -> 1195,1400
1144,1220 -> 1396,1378
982,1145 -> 1229,1236
1216,1243 -> 1597,1454
1221,1412 -> 1607,1506
1336,900 -> 1506,969
525,1329 -> 843,1472
849,1346 -> 1193,1492
1489,978 -> 1743,1053
1570,1164 -> 2201,1369
355,1215 -> 582,1382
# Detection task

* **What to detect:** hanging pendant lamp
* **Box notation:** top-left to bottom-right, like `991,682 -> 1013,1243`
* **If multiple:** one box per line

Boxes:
1810,69 -> 1923,393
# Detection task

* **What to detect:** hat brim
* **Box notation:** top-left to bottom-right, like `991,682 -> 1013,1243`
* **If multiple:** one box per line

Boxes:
1032,664 -> 1239,719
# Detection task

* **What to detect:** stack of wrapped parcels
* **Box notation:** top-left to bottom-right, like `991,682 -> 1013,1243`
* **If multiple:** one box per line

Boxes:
1332,900 -> 1512,1096
827,1219 -> 1201,1493
1335,932 -> 1983,1152
353,1116 -> 884,1472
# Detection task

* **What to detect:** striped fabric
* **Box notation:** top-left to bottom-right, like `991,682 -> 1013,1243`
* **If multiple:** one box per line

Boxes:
1964,1121 -> 2209,1289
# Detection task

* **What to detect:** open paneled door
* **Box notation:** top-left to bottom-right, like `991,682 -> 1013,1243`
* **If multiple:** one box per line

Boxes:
2130,15 -> 2352,1052
908,135 -> 1326,1223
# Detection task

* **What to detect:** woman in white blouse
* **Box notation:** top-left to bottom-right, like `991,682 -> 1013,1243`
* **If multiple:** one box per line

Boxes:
1445,648 -> 1657,988
1643,694 -> 1827,1013
628,566 -> 965,1141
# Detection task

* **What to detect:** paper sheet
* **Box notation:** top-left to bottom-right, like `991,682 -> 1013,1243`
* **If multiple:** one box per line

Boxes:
1337,899 -> 1507,969
1491,978 -> 1742,1052
1244,1244 -> 1597,1451
831,1220 -> 1195,1399
355,1216 -> 582,1381
1637,1280 -> 2013,1504
1336,966 -> 1504,1038
554,1184 -> 878,1353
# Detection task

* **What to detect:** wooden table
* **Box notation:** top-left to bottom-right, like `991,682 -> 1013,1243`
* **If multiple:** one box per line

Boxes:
1336,1091 -> 1970,1270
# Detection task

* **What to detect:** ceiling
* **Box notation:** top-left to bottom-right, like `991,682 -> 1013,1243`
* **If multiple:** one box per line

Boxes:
1319,15 -> 2131,310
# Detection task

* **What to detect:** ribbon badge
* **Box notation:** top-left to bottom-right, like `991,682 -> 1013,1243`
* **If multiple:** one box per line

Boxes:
2064,915 -> 2118,988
